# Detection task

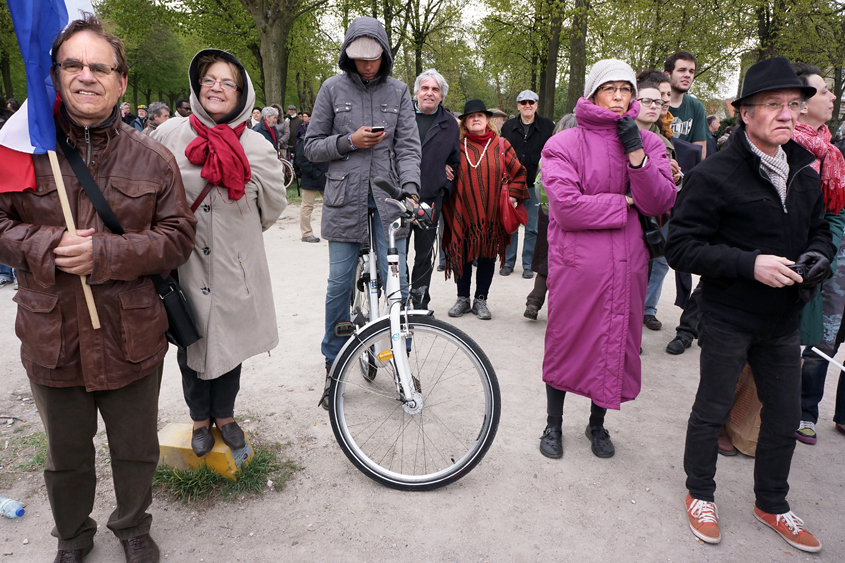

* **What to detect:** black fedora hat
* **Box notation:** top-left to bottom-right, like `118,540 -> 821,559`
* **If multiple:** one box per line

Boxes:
732,57 -> 816,108
459,99 -> 493,118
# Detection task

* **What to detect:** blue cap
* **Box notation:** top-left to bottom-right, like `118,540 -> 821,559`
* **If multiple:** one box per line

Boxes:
14,507 -> 23,517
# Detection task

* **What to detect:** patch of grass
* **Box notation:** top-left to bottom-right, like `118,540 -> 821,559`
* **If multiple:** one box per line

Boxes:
13,431 -> 47,472
286,185 -> 302,204
153,441 -> 302,504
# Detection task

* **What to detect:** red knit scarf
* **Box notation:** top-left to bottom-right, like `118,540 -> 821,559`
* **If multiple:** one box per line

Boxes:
185,114 -> 251,201
793,122 -> 845,214
465,127 -> 496,145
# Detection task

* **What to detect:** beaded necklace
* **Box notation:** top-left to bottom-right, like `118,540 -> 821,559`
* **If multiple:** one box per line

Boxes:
464,138 -> 492,169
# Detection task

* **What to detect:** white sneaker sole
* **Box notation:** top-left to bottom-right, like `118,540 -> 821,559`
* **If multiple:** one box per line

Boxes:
754,511 -> 822,553
688,522 -> 721,544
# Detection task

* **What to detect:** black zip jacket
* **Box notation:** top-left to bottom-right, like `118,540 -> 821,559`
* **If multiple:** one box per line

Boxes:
500,114 -> 554,187
665,127 -> 835,331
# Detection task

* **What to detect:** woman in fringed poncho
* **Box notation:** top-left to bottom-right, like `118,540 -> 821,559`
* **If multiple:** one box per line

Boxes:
442,99 -> 527,320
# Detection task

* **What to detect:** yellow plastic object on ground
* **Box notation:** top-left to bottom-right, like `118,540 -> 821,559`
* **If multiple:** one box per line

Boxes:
158,422 -> 254,480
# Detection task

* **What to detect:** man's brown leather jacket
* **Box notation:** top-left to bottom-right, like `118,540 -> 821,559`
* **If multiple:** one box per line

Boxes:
0,108 -> 197,391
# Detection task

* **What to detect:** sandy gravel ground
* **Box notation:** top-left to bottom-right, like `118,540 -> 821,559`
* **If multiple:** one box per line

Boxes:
0,201 -> 841,562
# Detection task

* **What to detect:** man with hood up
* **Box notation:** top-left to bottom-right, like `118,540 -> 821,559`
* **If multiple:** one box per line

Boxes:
305,17 -> 422,409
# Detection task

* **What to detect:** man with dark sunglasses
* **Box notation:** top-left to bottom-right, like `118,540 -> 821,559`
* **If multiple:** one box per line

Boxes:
499,90 -> 554,279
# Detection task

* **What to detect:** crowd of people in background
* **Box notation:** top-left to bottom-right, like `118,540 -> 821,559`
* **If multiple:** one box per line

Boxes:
1,10 -> 844,562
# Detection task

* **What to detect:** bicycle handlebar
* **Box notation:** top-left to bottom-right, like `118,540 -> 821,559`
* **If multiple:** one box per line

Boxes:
372,176 -> 435,227
372,176 -> 409,201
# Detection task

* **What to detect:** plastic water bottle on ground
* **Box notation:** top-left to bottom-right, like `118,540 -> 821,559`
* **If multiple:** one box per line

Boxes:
0,496 -> 24,518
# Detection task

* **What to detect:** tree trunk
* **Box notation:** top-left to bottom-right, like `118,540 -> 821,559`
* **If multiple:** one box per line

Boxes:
832,66 -> 844,135
131,72 -> 138,110
307,80 -> 316,111
247,42 -> 265,103
415,42 -> 423,78
530,53 -> 538,93
565,0 -> 588,115
239,1 -> 297,108
542,5 -> 562,120
0,49 -> 12,99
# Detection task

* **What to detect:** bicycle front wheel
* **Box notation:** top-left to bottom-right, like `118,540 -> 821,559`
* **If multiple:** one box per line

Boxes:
329,316 -> 500,491
280,159 -> 295,189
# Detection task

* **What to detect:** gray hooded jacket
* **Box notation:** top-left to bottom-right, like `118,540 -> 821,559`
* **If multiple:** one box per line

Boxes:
304,17 -> 421,243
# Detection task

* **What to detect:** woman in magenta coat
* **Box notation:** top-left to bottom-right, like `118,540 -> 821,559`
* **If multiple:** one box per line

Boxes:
538,59 -> 676,459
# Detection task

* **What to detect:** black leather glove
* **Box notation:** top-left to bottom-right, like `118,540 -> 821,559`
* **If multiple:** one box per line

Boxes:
617,116 -> 644,154
796,251 -> 831,286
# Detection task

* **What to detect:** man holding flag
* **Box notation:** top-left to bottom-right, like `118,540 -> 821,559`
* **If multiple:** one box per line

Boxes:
0,8 -> 195,563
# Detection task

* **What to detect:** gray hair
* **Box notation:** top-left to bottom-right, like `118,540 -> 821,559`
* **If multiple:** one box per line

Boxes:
120,102 -> 130,109
148,101 -> 169,119
413,68 -> 449,101
261,106 -> 279,120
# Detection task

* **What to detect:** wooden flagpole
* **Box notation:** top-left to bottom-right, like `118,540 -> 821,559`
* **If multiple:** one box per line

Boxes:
47,150 -> 100,329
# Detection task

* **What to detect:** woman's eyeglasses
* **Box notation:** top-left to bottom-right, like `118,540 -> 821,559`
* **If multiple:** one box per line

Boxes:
54,59 -> 117,77
598,85 -> 633,95
637,97 -> 668,109
200,77 -> 242,93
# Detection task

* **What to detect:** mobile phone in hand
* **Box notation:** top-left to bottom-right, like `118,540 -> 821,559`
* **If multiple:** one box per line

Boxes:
371,126 -> 385,133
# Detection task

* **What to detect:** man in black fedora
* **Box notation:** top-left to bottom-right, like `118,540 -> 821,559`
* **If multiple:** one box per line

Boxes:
666,57 -> 834,552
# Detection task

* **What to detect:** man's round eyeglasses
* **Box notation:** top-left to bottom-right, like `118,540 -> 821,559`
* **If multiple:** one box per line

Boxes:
54,60 -> 117,77
200,77 -> 242,93
745,101 -> 805,114
637,97 -> 668,109
598,85 -> 633,95
518,100 -> 536,105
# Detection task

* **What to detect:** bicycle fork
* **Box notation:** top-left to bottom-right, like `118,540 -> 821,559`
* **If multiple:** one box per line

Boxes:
384,217 -> 423,414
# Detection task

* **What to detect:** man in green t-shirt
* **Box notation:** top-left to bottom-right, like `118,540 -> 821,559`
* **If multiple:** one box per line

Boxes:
665,51 -> 709,158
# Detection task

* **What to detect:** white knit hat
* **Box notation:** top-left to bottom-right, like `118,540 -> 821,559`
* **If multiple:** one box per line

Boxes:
583,59 -> 638,100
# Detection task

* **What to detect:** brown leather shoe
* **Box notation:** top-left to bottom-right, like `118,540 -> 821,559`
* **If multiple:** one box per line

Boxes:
218,421 -> 246,450
121,534 -> 160,563
191,426 -> 215,457
53,544 -> 93,563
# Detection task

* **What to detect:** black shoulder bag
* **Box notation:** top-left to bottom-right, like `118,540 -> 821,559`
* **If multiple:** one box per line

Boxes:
57,133 -> 202,349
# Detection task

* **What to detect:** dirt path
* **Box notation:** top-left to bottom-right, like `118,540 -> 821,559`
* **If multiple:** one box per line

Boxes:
0,202 -> 841,562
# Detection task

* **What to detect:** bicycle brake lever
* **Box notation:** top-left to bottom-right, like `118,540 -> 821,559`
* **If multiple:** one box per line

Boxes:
385,197 -> 408,213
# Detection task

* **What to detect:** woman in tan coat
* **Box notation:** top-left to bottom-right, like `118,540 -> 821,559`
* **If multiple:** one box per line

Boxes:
152,50 -> 287,457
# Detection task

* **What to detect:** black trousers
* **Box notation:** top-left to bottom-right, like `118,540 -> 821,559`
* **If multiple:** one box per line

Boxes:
676,284 -> 702,340
30,366 -> 163,550
455,257 -> 495,299
406,219 -> 438,309
178,349 -> 242,421
526,274 -> 548,308
685,312 -> 801,514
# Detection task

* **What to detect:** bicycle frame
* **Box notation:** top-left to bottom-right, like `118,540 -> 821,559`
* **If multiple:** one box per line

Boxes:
341,199 -> 433,411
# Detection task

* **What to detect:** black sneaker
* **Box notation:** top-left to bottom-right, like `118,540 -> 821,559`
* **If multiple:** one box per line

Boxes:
585,424 -> 615,458
524,304 -> 539,320
499,266 -> 513,276
666,334 -> 693,355
539,426 -> 563,459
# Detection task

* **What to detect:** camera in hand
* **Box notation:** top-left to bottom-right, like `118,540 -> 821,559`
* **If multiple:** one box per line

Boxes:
787,263 -> 806,277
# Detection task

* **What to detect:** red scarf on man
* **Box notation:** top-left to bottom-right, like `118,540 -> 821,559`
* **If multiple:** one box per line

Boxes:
793,121 -> 845,214
185,114 -> 251,201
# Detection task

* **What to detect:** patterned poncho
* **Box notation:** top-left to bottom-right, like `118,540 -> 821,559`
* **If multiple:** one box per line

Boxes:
442,132 -> 528,278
